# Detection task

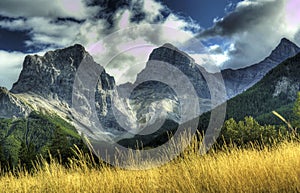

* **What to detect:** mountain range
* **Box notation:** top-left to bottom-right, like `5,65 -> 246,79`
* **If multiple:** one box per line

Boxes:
0,37 -> 300,151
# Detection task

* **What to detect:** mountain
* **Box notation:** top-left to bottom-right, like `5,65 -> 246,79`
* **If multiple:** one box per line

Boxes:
222,38 -> 300,98
117,39 -> 300,146
119,38 -> 300,125
0,45 -> 120,167
115,43 -> 231,147
117,39 -> 300,141
116,44 -> 208,147
1,38 -> 299,151
199,51 -> 300,130
10,44 -> 114,107
144,43 -> 211,99
118,43 -> 211,123
5,45 -> 126,134
227,51 -> 300,124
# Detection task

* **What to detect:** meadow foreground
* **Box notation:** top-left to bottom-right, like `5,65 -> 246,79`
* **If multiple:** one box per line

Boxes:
0,139 -> 299,193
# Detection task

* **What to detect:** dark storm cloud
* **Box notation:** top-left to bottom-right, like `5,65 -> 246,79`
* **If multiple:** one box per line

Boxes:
193,0 -> 300,70
198,0 -> 284,38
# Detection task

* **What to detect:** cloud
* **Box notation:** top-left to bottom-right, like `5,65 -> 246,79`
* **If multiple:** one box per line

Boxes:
0,0 -> 204,87
286,0 -> 300,28
0,17 -> 83,49
72,0 -> 201,84
198,0 -> 300,69
1,0 -> 298,86
0,51 -> 25,89
209,45 -> 224,54
0,0 -> 98,20
294,29 -> 300,44
199,0 -> 285,38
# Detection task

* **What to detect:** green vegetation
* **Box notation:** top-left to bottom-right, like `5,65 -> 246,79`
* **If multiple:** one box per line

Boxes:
0,111 -> 85,170
198,53 -> 300,133
0,132 -> 299,192
225,53 -> 300,125
218,116 -> 286,147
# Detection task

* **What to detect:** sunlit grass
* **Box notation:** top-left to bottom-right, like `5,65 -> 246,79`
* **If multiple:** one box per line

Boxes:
0,132 -> 300,193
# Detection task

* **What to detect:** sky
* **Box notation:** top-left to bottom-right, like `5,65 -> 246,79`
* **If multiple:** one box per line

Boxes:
0,0 -> 300,89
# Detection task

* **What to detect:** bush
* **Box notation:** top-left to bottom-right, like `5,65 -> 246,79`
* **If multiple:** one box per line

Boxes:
218,116 -> 286,147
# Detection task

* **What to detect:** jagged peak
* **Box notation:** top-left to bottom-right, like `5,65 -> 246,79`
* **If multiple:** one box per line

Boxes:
21,44 -> 89,65
149,43 -> 195,64
44,44 -> 87,57
266,38 -> 300,60
276,38 -> 299,49
162,43 -> 178,50
60,44 -> 86,52
280,38 -> 293,44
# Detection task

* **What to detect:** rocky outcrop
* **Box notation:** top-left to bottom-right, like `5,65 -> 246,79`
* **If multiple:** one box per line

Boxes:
272,77 -> 300,100
0,87 -> 32,118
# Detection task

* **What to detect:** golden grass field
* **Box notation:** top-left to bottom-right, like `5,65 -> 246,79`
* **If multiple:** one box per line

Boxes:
0,135 -> 299,193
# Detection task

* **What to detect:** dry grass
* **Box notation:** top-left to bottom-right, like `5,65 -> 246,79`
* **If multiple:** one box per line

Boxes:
0,136 -> 300,193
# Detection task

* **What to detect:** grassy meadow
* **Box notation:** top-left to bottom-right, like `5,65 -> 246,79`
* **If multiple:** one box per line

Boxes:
0,133 -> 299,193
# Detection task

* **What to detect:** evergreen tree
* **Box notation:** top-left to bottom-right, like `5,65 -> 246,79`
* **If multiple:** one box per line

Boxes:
49,126 -> 74,164
19,141 -> 37,170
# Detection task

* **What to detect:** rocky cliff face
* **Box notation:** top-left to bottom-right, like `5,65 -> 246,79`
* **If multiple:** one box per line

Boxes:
11,44 -> 115,106
222,38 -> 300,98
145,43 -> 211,99
117,44 -> 210,127
114,44 -> 220,144
272,76 -> 300,101
2,44 -> 123,134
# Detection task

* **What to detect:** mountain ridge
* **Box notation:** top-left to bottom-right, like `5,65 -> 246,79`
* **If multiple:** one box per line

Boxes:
0,38 -> 299,145
221,38 -> 300,98
198,51 -> 300,130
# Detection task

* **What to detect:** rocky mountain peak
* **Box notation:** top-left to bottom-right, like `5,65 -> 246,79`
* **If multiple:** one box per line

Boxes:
134,43 -> 211,111
280,37 -> 294,44
10,44 -> 115,106
148,43 -> 195,66
22,44 -> 88,72
268,38 -> 300,61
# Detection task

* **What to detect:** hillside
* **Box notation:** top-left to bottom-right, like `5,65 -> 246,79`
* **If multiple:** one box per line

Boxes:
199,52 -> 300,128
0,111 -> 83,168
